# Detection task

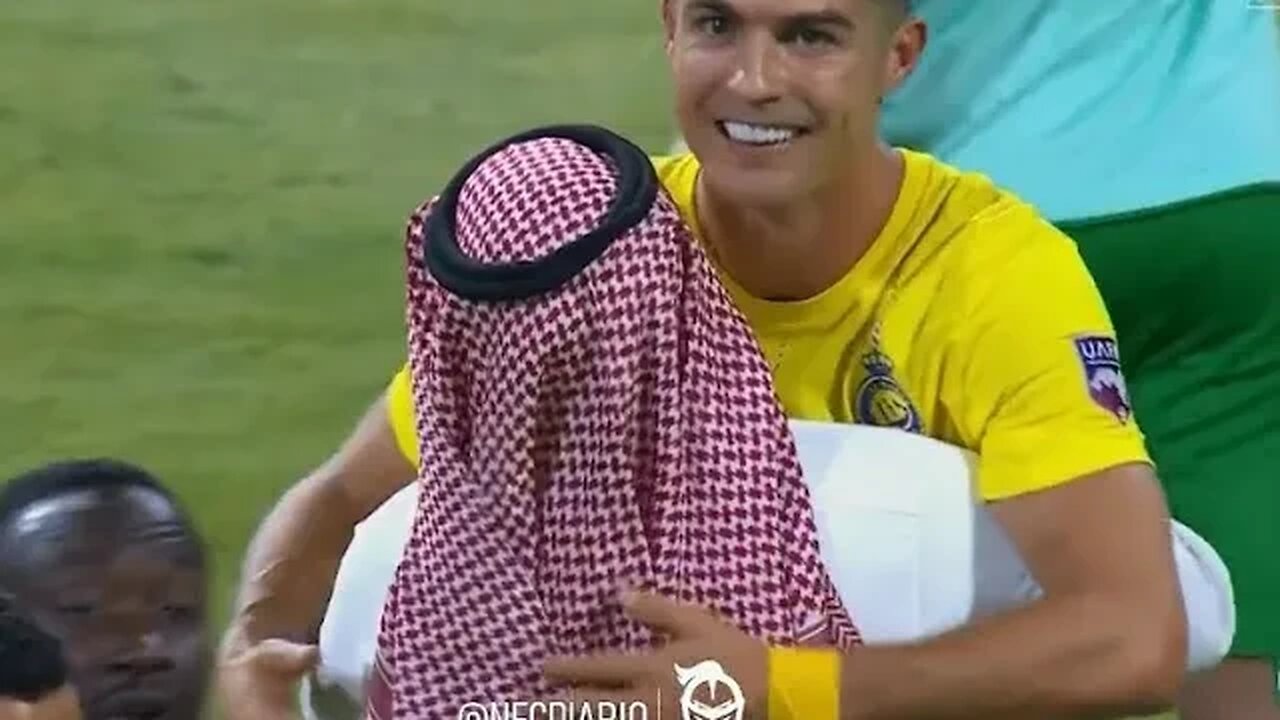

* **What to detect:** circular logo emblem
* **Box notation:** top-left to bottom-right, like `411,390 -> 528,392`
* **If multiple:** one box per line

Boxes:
855,374 -> 922,432
854,347 -> 922,433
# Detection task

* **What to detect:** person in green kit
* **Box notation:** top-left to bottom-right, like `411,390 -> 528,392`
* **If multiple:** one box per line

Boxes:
880,3 -> 1280,718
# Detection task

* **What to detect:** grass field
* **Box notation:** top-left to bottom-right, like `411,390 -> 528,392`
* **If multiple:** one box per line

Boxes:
1,0 -> 673,630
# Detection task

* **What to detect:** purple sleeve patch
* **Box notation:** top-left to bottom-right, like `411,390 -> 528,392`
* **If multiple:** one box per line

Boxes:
1073,335 -> 1133,424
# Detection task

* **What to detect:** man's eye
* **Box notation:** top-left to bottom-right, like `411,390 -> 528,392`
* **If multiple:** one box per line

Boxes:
694,15 -> 731,36
57,602 -> 95,617
788,27 -> 836,47
162,603 -> 197,623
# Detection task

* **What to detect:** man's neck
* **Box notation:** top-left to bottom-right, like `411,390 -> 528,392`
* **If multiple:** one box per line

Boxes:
697,145 -> 905,302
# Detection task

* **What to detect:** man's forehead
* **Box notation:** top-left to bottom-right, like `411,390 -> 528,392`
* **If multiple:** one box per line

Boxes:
680,0 -> 860,20
3,486 -> 187,542
0,488 -> 202,577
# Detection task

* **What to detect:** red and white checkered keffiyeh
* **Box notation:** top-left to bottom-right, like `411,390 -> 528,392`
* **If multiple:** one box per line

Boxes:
368,128 -> 859,719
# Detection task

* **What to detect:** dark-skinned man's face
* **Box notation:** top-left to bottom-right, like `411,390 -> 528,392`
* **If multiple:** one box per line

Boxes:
0,487 -> 209,720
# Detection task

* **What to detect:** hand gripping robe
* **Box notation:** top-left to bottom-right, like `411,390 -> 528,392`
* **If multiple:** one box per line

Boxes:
367,126 -> 859,719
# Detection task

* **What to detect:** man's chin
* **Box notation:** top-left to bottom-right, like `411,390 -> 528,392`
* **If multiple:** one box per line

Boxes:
701,161 -> 809,209
86,695 -> 200,720
689,135 -> 808,202
91,707 -> 198,720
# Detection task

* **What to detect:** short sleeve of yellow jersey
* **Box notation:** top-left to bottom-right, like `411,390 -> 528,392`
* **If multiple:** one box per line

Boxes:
942,206 -> 1152,501
386,364 -> 420,467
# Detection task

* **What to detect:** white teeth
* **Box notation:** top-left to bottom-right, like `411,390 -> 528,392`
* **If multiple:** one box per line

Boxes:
721,121 -> 796,145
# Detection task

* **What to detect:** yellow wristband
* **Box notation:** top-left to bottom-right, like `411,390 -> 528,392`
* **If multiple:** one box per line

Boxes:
767,646 -> 841,720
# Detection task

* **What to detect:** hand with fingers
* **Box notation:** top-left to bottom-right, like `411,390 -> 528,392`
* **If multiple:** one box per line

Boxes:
544,591 -> 770,719
218,636 -> 320,720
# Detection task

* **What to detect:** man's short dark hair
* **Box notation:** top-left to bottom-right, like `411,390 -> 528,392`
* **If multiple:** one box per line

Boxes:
0,592 -> 70,703
0,458 -> 201,554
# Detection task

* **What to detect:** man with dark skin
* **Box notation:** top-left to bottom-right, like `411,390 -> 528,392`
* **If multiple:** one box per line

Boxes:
0,459 -> 210,720
219,0 -> 1187,717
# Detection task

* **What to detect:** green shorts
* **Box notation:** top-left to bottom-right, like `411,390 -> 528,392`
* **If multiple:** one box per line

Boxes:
1060,183 -> 1280,663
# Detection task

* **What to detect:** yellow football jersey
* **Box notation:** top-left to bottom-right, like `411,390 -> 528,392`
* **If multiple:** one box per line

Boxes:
387,150 -> 1150,501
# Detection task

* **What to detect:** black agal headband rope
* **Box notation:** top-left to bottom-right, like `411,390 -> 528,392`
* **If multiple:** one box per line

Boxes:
422,124 -> 660,302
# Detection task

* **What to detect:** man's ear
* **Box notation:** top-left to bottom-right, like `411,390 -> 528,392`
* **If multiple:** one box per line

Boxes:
882,16 -> 927,96
661,0 -> 677,52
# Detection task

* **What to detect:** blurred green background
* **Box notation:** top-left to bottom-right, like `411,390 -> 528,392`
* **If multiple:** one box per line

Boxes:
0,0 -> 672,633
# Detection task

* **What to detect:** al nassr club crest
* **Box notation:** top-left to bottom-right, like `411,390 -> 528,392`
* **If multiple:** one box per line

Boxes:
854,347 -> 922,433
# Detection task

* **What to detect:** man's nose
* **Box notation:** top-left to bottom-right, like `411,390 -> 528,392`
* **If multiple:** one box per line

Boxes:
98,604 -> 177,676
105,631 -> 175,676
727,31 -> 785,104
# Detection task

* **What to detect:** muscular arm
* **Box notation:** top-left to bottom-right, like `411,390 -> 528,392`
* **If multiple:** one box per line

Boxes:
223,391 -> 417,651
840,463 -> 1187,720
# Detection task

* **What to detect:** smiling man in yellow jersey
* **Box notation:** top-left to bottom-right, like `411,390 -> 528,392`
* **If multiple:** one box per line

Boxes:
218,0 -> 1187,718
387,147 -> 1147,502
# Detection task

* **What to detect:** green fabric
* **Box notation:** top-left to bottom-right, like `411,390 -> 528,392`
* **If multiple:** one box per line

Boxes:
1060,183 -> 1280,660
